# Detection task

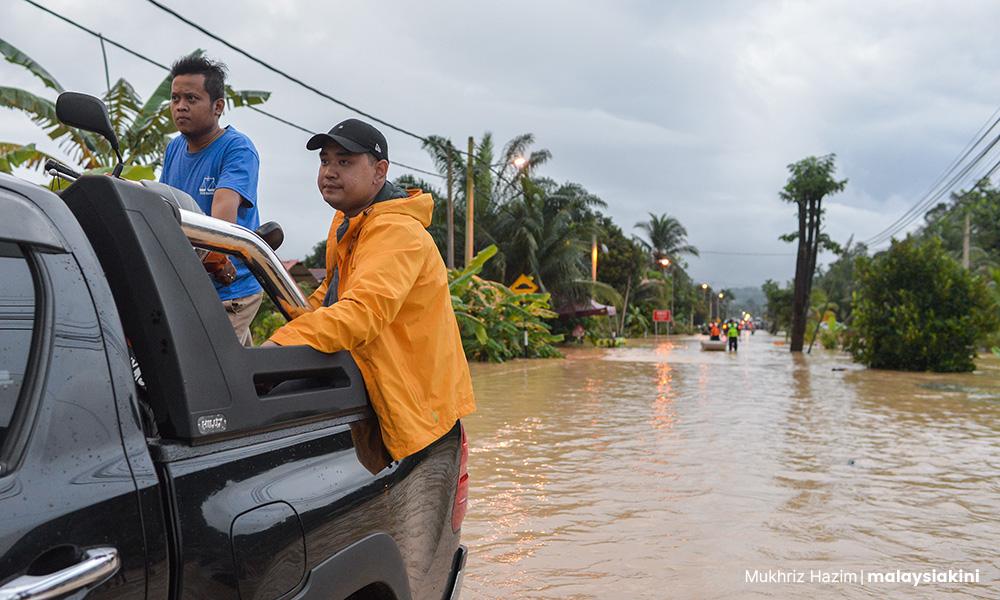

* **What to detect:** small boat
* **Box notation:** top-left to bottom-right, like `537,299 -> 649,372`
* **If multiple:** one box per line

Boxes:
700,339 -> 727,351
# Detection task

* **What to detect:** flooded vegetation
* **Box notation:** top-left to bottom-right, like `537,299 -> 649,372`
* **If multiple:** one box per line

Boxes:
461,334 -> 999,598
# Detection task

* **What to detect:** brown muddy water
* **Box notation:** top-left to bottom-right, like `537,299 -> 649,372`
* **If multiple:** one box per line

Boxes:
459,333 -> 999,599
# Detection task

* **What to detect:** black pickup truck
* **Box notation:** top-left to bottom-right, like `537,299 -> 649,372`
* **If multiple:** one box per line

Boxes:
0,93 -> 467,600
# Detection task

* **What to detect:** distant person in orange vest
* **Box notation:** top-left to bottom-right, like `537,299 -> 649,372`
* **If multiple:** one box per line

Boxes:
710,322 -> 721,340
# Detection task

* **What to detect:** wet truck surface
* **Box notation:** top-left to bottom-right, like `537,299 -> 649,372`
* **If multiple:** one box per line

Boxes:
0,161 -> 467,599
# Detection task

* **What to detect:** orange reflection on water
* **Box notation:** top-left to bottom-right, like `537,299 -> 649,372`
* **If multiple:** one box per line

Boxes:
651,357 -> 677,430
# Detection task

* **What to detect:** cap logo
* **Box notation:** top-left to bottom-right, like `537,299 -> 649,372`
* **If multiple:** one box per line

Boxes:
337,125 -> 344,129
375,143 -> 382,153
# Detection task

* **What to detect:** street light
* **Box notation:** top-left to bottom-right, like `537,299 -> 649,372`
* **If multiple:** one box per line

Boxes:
701,283 -> 709,321
512,156 -> 528,169
657,257 -> 673,334
591,235 -> 598,282
718,292 -> 725,320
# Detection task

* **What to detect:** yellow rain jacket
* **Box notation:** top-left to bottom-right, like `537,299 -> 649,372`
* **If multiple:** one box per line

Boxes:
269,190 -> 475,460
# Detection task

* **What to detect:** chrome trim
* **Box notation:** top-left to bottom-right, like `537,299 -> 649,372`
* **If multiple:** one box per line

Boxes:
178,209 -> 309,320
447,545 -> 467,600
0,547 -> 120,600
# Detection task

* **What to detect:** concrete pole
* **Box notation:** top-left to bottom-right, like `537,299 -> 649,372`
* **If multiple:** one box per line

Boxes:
446,148 -> 454,269
963,211 -> 971,269
464,136 -> 474,266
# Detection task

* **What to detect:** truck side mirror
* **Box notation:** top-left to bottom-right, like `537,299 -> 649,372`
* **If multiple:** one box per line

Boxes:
56,92 -> 124,177
256,221 -> 284,251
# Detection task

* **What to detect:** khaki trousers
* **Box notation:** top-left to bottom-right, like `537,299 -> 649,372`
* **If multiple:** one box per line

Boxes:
222,291 -> 264,346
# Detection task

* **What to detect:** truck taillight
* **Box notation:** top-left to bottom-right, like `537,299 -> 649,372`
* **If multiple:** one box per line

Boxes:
451,423 -> 469,532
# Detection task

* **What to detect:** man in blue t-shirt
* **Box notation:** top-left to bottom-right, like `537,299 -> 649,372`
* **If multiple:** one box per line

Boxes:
160,54 -> 263,345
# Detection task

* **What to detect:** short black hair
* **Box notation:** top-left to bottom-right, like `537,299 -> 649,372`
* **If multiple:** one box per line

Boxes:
170,54 -> 228,102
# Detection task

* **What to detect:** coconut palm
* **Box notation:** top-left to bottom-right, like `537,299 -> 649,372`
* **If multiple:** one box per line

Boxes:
420,131 -> 553,274
0,40 -> 269,176
634,212 -> 699,266
419,132 -> 612,305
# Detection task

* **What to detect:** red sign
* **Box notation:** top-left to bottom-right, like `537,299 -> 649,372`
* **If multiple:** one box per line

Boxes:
653,309 -> 672,323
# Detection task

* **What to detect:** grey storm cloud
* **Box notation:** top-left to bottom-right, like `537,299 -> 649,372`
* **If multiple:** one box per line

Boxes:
4,0 -> 1000,290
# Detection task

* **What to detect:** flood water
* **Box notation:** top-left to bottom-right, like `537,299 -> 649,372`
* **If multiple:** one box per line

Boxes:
459,333 -> 999,599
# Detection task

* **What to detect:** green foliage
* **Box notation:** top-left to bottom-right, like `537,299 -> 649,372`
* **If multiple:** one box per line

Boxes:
623,304 -> 651,337
762,279 -> 794,335
449,245 -> 563,362
0,142 -> 52,173
848,237 -> 999,372
779,154 -> 848,351
250,293 -> 286,345
917,178 -> 1000,276
418,132 -> 605,306
592,337 -> 627,348
302,239 -> 327,269
778,154 -> 848,213
818,318 -> 845,349
803,293 -> 844,349
634,212 -> 699,264
813,239 -> 867,322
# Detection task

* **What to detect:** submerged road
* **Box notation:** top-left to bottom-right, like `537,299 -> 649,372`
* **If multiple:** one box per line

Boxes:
459,333 -> 999,599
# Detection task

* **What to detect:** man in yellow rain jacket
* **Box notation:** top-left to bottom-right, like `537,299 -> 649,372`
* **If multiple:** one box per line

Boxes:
264,119 -> 475,463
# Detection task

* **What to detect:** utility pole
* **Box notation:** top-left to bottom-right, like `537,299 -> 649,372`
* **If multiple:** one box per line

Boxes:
446,148 -> 455,269
963,211 -> 971,270
464,136 -> 474,266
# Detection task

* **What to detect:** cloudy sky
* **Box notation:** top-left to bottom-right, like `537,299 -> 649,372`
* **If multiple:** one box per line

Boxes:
4,0 -> 1000,288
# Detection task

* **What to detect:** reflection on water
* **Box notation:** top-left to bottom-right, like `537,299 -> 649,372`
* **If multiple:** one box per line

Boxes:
461,334 -> 999,599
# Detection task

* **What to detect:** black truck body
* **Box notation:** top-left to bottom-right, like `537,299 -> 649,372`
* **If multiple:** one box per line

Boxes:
0,170 -> 467,599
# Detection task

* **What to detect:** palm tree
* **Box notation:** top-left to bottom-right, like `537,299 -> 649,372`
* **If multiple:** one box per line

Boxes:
634,212 -> 699,266
0,41 -> 268,176
420,131 -> 552,274
419,132 -> 613,305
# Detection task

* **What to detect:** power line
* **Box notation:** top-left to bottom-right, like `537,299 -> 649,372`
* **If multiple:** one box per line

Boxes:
867,127 -> 1000,247
22,0 -> 593,190
139,0 -> 516,184
862,106 -> 1000,246
698,250 -> 795,257
245,106 -> 444,178
870,148 -> 1000,251
144,0 -> 429,144
23,0 -> 170,70
19,0 -> 445,180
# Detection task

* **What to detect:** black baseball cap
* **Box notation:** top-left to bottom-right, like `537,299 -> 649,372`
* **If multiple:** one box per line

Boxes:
306,118 -> 388,161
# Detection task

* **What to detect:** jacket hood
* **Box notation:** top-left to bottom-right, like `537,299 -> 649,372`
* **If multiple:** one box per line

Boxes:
366,189 -> 433,229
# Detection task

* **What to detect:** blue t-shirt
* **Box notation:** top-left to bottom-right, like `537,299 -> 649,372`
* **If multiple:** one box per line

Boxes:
160,126 -> 262,301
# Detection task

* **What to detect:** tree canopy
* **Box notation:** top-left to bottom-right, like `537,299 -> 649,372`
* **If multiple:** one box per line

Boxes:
848,237 -> 998,372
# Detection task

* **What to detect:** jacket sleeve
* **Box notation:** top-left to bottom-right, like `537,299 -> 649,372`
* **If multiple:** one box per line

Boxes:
307,279 -> 327,309
269,218 -> 424,352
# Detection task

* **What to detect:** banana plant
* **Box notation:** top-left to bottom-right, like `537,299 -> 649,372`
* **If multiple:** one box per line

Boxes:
449,244 -> 563,362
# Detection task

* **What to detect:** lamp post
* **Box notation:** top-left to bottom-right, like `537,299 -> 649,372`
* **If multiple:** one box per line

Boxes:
658,257 -> 672,335
718,292 -> 725,320
464,136 -> 475,267
701,283 -> 709,322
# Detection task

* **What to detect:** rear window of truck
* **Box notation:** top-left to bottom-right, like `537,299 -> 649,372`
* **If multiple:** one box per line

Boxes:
0,242 -> 35,448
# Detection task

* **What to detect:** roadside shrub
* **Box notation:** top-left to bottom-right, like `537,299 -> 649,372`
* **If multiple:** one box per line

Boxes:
251,245 -> 563,361
848,237 -> 998,372
251,294 -> 285,345
449,245 -> 563,362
